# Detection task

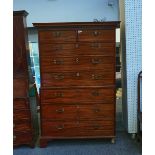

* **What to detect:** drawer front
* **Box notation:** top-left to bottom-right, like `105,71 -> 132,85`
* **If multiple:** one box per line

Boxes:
41,104 -> 78,120
13,120 -> 31,133
41,120 -> 114,137
78,104 -> 114,120
39,43 -> 115,57
41,88 -> 114,103
39,30 -> 76,43
13,78 -> 28,97
78,29 -> 115,42
13,109 -> 30,120
13,99 -> 29,110
42,70 -> 114,87
13,132 -> 32,145
78,120 -> 114,137
41,104 -> 114,121
40,56 -> 114,72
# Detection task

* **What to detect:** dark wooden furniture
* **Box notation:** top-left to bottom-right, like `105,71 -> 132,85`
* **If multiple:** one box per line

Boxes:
137,71 -> 142,142
33,22 -> 120,147
13,10 -> 36,147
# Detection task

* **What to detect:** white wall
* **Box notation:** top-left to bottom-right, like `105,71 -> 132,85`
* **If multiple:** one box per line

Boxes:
13,0 -> 119,27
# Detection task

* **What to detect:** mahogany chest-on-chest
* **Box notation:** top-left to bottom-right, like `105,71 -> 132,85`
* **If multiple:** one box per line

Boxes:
33,22 -> 120,147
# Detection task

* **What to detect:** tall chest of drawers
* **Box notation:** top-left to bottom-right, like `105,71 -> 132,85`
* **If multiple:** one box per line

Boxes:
13,10 -> 36,147
33,22 -> 120,147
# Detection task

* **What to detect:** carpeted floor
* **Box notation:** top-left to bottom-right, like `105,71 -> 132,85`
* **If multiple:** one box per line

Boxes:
13,131 -> 141,155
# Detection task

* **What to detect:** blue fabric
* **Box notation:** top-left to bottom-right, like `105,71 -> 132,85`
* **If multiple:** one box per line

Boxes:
14,132 -> 141,155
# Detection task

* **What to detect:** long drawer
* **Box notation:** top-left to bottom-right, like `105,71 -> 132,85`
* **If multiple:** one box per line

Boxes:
39,29 -> 115,43
41,120 -> 114,137
13,132 -> 32,145
39,43 -> 115,57
13,109 -> 30,120
40,56 -> 114,72
41,70 -> 114,87
41,103 -> 114,120
13,98 -> 29,110
40,87 -> 115,103
13,120 -> 31,133
39,30 -> 76,43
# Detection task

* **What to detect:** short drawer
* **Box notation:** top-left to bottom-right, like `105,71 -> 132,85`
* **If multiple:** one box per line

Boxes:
39,43 -> 115,57
13,98 -> 29,110
41,120 -> 114,137
40,56 -> 115,72
13,109 -> 30,120
41,70 -> 114,87
78,29 -> 115,42
40,87 -> 115,104
78,104 -> 114,120
39,30 -> 76,43
41,104 -> 78,120
13,78 -> 28,97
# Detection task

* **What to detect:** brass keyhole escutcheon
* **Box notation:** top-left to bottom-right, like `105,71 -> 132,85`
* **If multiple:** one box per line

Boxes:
92,90 -> 100,96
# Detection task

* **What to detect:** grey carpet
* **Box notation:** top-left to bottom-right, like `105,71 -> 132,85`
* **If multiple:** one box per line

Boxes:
13,132 -> 141,155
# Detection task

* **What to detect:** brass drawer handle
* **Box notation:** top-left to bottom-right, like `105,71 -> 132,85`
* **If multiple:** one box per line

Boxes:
53,59 -> 64,65
92,74 -> 103,80
54,93 -> 64,97
94,108 -> 100,113
93,124 -> 101,130
56,125 -> 64,130
56,108 -> 64,113
53,31 -> 61,37
92,90 -> 100,96
13,135 -> 16,140
93,31 -> 99,36
91,58 -> 101,64
54,74 -> 64,80
75,44 -> 79,48
13,124 -> 15,128
76,72 -> 80,77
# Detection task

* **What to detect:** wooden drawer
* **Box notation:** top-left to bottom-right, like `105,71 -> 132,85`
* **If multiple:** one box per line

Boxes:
40,87 -> 115,103
13,98 -> 29,110
41,103 -> 114,121
77,120 -> 114,137
78,29 -> 115,42
41,120 -> 114,137
40,56 -> 114,72
13,120 -> 31,133
13,132 -> 32,145
13,78 -> 28,97
40,43 -> 76,56
41,104 -> 78,120
39,43 -> 115,57
41,70 -> 114,87
78,104 -> 114,120
39,30 -> 76,43
13,109 -> 30,120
